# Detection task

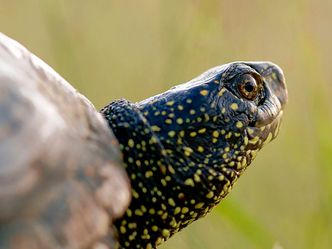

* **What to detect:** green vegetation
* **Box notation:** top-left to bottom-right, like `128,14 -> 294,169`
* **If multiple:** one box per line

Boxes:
1,0 -> 331,248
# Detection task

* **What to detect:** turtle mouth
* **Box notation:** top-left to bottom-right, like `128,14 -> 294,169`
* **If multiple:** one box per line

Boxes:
246,110 -> 283,148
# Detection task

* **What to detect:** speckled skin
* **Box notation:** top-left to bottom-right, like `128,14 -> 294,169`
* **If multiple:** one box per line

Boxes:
101,61 -> 287,249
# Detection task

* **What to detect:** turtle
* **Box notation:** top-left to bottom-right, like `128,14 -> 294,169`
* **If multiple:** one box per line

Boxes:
0,32 -> 288,249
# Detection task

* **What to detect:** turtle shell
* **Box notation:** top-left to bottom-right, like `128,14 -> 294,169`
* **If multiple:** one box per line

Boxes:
0,33 -> 130,249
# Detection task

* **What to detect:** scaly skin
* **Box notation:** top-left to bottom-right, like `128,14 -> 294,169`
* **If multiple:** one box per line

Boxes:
101,61 -> 287,249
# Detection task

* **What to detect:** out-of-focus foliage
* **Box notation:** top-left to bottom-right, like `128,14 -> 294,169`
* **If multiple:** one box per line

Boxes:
1,0 -> 331,248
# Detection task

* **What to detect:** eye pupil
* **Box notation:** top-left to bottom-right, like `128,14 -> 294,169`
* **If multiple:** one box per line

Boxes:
244,83 -> 254,92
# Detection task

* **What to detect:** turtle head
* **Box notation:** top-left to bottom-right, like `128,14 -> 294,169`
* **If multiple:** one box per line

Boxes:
104,61 -> 287,248
138,61 -> 287,174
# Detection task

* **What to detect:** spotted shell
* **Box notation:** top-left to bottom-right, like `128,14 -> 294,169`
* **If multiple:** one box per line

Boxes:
0,33 -> 130,249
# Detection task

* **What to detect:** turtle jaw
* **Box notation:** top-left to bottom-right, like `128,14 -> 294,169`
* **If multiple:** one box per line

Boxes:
246,110 -> 283,151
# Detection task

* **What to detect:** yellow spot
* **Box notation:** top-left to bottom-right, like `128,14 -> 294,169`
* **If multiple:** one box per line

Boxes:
132,190 -> 139,199
126,209 -> 132,217
146,243 -> 153,249
149,136 -> 158,144
190,131 -> 197,137
247,128 -> 254,135
178,105 -> 184,110
241,157 -> 247,167
236,121 -> 243,128
230,103 -> 238,110
189,109 -> 196,115
198,128 -> 206,134
128,139 -> 134,148
225,132 -> 232,139
184,146 -> 193,156
141,206 -> 147,213
195,202 -> 204,209
218,88 -> 226,96
197,146 -> 204,152
162,229 -> 170,238
151,125 -> 161,132
149,208 -> 155,214
165,119 -> 172,124
152,225 -> 158,232
129,234 -> 135,241
184,178 -> 195,187
145,171 -> 153,178
176,118 -> 184,124
200,89 -> 209,96
162,212 -> 168,220
161,179 -> 167,186
168,198 -> 176,206
128,223 -> 136,229
182,207 -> 189,213
170,218 -> 177,227
135,209 -> 143,216
212,130 -> 219,138
166,101 -> 174,106
168,165 -> 175,174
194,173 -> 200,182
206,191 -> 214,199
168,131 -> 176,137
221,107 -> 226,113
174,207 -> 181,215
244,136 -> 249,145
249,136 -> 260,144
120,226 -> 126,234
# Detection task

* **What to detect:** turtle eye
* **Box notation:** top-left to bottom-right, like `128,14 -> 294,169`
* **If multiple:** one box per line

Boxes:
238,74 -> 260,100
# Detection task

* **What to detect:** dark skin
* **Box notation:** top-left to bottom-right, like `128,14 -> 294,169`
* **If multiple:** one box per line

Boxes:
101,61 -> 287,249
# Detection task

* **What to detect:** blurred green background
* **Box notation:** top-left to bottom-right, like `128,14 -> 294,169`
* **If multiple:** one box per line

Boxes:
1,0 -> 332,248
